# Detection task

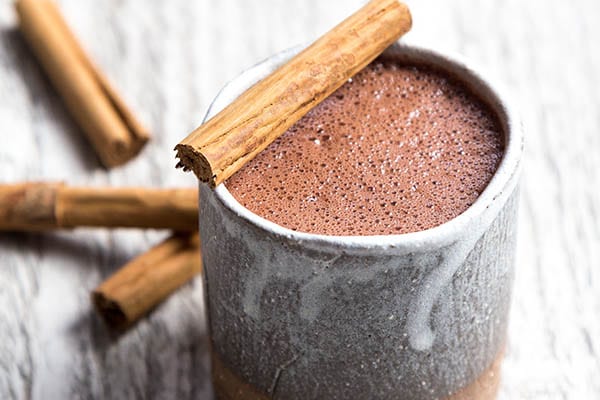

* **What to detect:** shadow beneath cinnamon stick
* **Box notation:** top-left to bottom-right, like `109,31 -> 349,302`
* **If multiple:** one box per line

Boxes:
0,228 -> 213,398
67,281 -> 214,400
0,230 -> 133,270
0,27 -> 102,171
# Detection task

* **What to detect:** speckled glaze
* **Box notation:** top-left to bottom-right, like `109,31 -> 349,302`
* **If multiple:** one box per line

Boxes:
199,43 -> 523,400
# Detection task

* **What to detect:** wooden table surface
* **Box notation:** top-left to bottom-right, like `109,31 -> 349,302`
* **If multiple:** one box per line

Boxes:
1,0 -> 598,399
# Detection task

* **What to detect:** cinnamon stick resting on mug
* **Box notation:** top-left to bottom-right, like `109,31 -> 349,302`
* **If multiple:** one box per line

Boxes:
0,182 -> 198,231
175,0 -> 412,187
15,0 -> 150,167
92,233 -> 201,330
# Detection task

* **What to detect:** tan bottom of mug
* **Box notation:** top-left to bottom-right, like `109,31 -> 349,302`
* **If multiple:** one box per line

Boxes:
211,349 -> 503,400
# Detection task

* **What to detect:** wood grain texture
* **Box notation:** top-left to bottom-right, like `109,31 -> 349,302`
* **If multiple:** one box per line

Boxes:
0,0 -> 598,399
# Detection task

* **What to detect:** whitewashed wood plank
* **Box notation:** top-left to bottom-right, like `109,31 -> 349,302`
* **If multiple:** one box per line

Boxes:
0,0 -> 599,398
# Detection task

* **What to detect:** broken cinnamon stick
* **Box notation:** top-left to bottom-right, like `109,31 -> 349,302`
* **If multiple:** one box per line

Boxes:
92,233 -> 201,330
175,0 -> 412,187
15,0 -> 150,167
0,182 -> 198,231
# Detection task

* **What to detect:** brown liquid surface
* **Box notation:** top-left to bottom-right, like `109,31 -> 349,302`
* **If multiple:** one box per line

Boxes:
226,61 -> 503,235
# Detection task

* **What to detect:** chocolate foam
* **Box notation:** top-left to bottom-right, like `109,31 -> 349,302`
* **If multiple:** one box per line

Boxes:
226,61 -> 504,236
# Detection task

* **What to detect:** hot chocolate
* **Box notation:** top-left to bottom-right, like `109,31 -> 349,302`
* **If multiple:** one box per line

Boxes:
206,48 -> 519,400
226,60 -> 503,235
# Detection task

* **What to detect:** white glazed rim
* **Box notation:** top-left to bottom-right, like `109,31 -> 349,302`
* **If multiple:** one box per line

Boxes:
205,43 -> 523,253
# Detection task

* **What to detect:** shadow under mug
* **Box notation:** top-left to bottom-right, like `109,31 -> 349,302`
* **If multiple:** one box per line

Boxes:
199,42 -> 523,400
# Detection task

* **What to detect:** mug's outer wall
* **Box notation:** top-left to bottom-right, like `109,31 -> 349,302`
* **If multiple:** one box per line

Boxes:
200,183 -> 518,400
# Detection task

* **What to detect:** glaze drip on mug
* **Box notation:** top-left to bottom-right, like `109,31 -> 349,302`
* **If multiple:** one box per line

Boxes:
226,61 -> 504,236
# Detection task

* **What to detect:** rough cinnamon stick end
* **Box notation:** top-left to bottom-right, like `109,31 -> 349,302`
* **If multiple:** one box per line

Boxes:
91,291 -> 129,331
174,143 -> 216,188
102,133 -> 149,168
102,139 -> 131,168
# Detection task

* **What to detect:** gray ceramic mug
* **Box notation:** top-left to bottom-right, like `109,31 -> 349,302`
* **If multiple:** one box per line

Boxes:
199,43 -> 522,400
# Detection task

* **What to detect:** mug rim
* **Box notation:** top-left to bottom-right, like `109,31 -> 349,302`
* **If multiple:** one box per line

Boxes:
204,43 -> 523,252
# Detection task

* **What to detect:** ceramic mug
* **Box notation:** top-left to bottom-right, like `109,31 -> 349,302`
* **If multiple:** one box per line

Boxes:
199,43 -> 522,400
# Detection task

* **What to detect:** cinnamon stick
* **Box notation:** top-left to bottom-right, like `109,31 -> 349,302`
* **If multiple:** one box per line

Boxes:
0,182 -> 198,231
175,0 -> 412,187
15,0 -> 150,168
92,233 -> 201,330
